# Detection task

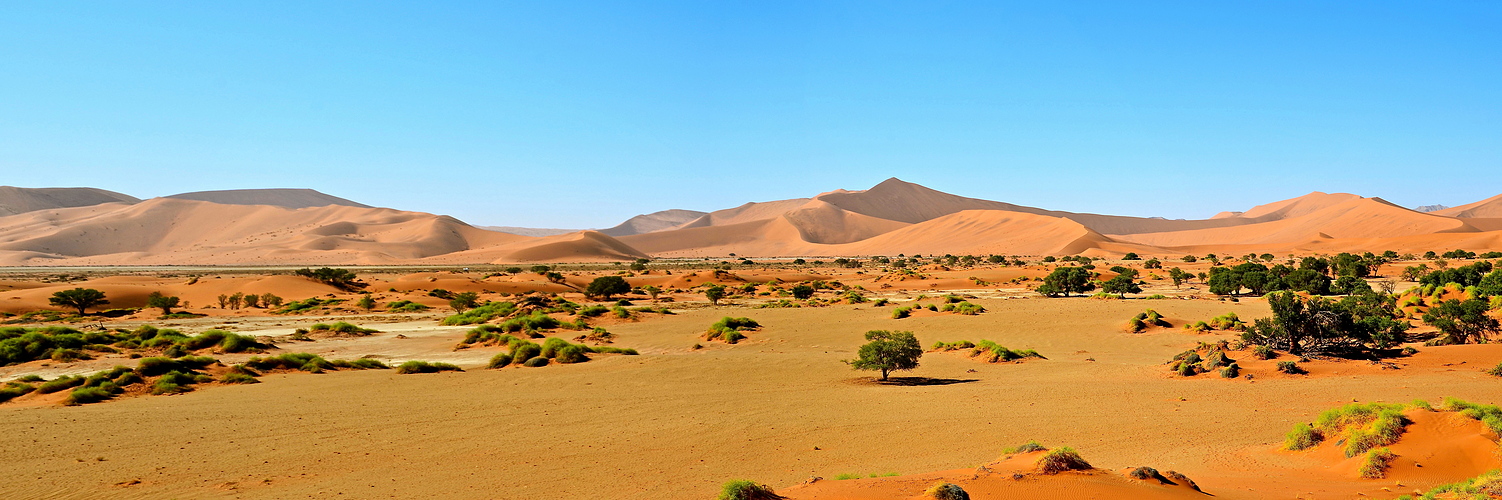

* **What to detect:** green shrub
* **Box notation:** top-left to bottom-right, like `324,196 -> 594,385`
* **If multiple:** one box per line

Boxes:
394,361 -> 462,374
931,340 -> 976,351
970,340 -> 1044,363
64,386 -> 114,405
440,301 -> 518,326
1359,447 -> 1396,479
386,300 -> 431,312
1285,423 -> 1322,450
1036,447 -> 1091,474
510,342 -> 542,364
578,305 -> 609,317
948,301 -> 985,315
522,356 -> 549,367
891,306 -> 913,319
1252,345 -> 1276,359
36,376 -> 85,394
245,353 -> 332,372
487,352 -> 513,368
1276,361 -> 1305,374
309,322 -> 378,335
555,344 -> 589,364
591,346 -> 638,355
540,338 -> 572,358
1002,440 -> 1047,454
1486,362 -> 1502,377
612,306 -> 631,319
717,479 -> 783,500
221,372 -> 259,384
151,371 -> 199,394
17,374 -> 44,382
1220,363 -> 1240,378
922,482 -> 969,500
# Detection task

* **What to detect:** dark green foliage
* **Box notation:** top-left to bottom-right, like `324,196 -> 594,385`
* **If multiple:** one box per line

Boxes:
510,342 -> 542,364
146,291 -> 181,314
706,317 -> 760,343
151,371 -> 199,394
554,344 -> 589,364
48,288 -> 109,315
521,356 -> 549,367
394,361 -> 462,374
941,301 -> 985,315
1423,298 -> 1500,345
245,353 -> 335,373
1276,361 -> 1305,374
847,330 -> 923,380
293,267 -> 363,290
969,340 -> 1043,363
1242,291 -> 1409,356
1039,267 -> 1094,297
540,338 -> 572,358
791,285 -> 815,299
220,372 -> 259,384
487,352 -> 513,368
0,383 -> 35,403
276,297 -> 341,314
180,330 -> 268,352
578,305 -> 609,317
1420,261 -> 1494,289
585,276 -> 631,300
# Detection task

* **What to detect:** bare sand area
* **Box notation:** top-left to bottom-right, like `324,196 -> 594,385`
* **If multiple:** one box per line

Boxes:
3,273 -> 1501,499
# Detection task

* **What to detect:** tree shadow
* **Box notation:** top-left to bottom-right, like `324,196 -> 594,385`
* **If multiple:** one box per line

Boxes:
857,376 -> 980,386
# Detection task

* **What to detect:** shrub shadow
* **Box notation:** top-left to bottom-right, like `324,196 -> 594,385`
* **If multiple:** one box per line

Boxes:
851,376 -> 980,386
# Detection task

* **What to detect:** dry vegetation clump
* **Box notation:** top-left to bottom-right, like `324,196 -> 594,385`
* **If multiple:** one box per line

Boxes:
1128,309 -> 1172,332
705,317 -> 761,344
1276,360 -> 1306,374
1283,402 -> 1411,456
1440,397 -> 1502,434
482,334 -> 636,369
1000,440 -> 1047,455
385,300 -> 430,312
394,360 -> 462,374
966,340 -> 1044,363
1183,312 -> 1247,333
1358,447 -> 1397,479
922,482 -> 970,500
1036,447 -> 1091,474
717,479 -> 784,500
307,321 -> 379,336
1397,469 -> 1502,500
1167,341 -> 1238,377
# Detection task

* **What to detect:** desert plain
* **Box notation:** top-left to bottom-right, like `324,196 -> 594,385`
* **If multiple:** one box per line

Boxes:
2,182 -> 1502,499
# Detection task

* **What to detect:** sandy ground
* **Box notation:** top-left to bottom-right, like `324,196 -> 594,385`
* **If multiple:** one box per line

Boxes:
4,282 -> 1501,499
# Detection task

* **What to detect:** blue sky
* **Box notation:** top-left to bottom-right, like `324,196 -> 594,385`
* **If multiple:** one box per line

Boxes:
2,2 -> 1498,227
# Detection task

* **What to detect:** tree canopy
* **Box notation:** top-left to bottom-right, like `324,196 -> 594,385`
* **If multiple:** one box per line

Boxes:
1038,267 -> 1094,297
49,288 -> 109,315
585,276 -> 631,300
847,330 -> 923,381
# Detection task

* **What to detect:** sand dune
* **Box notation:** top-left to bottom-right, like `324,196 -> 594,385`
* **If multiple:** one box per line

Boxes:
164,188 -> 370,208
1113,197 -> 1476,248
0,186 -> 139,216
598,209 -> 708,236
1233,191 -> 1362,220
1437,193 -> 1502,218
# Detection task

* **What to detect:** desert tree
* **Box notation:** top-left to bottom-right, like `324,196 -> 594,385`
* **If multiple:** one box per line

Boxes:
791,284 -> 815,300
449,292 -> 480,312
1102,275 -> 1141,298
48,288 -> 109,315
705,284 -> 726,305
642,285 -> 661,302
294,267 -> 363,291
1040,267 -> 1094,297
146,291 -> 181,314
357,294 -> 377,311
1423,299 -> 1500,345
585,276 -> 631,300
847,330 -> 923,381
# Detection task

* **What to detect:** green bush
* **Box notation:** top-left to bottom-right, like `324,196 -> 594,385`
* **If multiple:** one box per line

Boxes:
717,479 -> 782,500
591,346 -> 638,355
1358,447 -> 1396,479
1252,345 -> 1276,359
540,338 -> 572,358
220,372 -> 260,384
510,342 -> 542,364
555,344 -> 589,364
394,361 -> 462,374
1285,423 -> 1322,450
386,300 -> 431,312
487,352 -> 513,368
1276,361 -> 1305,374
36,376 -> 85,394
64,386 -> 115,405
1220,363 -> 1240,378
0,383 -> 35,403
922,482 -> 969,500
1002,440 -> 1047,454
245,353 -> 332,373
1036,447 -> 1091,474
970,340 -> 1043,363
931,340 -> 976,351
522,356 -> 549,367
440,301 -> 518,326
309,322 -> 378,335
891,306 -> 913,319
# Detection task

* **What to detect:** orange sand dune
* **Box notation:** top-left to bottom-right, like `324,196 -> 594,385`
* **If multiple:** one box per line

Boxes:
0,186 -> 139,216
1236,191 -> 1363,220
0,274 -> 346,314
1113,197 -> 1476,248
781,200 -> 912,244
1437,193 -> 1502,218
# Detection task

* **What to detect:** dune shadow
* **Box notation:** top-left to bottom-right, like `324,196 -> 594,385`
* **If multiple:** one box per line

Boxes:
854,376 -> 980,386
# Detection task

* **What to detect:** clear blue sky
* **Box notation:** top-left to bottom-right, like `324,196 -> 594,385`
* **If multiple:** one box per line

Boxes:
2,2 -> 1499,227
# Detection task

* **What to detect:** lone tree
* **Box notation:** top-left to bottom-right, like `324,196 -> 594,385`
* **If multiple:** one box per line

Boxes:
1101,275 -> 1142,298
146,291 -> 181,314
791,284 -> 815,299
49,288 -> 109,315
585,276 -> 631,300
642,285 -> 662,302
1038,267 -> 1094,297
357,294 -> 377,311
705,284 -> 726,305
449,292 -> 480,312
847,330 -> 923,381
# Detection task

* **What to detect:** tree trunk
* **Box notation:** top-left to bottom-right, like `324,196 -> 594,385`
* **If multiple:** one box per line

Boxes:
881,368 -> 889,380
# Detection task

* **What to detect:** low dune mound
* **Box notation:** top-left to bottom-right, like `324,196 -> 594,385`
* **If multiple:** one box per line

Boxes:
0,186 -> 139,216
164,188 -> 370,208
495,231 -> 650,263
1282,399 -> 1502,482
1437,193 -> 1502,219
776,442 -> 1206,499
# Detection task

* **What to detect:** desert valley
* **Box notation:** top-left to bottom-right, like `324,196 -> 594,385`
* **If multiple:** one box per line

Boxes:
3,180 -> 1502,499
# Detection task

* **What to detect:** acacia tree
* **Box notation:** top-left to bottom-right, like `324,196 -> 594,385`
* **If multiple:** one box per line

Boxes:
1039,267 -> 1094,297
848,330 -> 923,381
449,292 -> 480,312
1168,268 -> 1191,288
704,284 -> 726,305
1423,298 -> 1500,345
49,288 -> 109,315
1101,275 -> 1141,298
586,276 -> 631,300
1241,291 -> 1409,355
146,291 -> 181,314
642,285 -> 661,302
